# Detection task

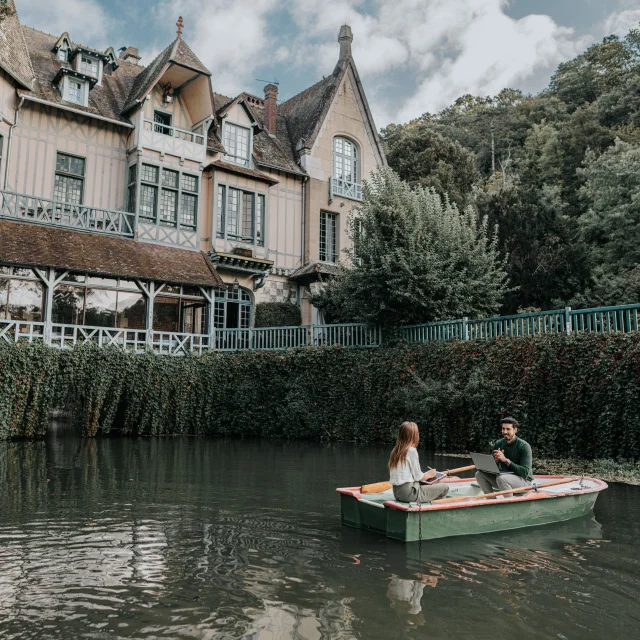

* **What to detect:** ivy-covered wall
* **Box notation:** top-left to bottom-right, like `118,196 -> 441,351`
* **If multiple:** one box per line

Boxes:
1,334 -> 639,460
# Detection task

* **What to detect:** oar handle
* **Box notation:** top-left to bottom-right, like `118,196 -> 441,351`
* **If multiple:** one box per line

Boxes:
444,465 -> 476,475
433,477 -> 578,503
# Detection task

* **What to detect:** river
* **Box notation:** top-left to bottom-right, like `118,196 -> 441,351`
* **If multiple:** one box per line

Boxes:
0,427 -> 638,639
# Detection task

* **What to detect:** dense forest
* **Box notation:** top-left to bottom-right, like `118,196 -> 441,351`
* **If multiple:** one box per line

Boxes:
382,27 -> 640,315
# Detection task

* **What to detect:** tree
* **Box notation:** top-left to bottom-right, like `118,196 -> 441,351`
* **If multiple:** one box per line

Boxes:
382,122 -> 479,207
578,139 -> 640,273
312,169 -> 508,327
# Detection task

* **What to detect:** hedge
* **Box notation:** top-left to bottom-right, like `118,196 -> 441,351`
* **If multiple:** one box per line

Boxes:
1,333 -> 639,460
254,302 -> 302,327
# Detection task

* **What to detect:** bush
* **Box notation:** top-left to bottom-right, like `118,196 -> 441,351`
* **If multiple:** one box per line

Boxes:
254,302 -> 302,327
1,333 -> 639,461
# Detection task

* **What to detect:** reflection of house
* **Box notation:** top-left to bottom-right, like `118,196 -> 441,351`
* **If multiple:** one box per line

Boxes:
0,1 -> 385,344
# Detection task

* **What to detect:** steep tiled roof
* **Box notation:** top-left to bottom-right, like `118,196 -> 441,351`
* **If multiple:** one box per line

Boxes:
251,108 -> 306,176
212,91 -> 233,113
123,37 -> 210,114
278,71 -> 341,151
0,1 -> 35,88
21,27 -> 142,125
0,220 -> 223,286
288,262 -> 341,282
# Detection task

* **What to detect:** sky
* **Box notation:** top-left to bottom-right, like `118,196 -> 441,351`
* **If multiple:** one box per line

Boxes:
15,0 -> 640,128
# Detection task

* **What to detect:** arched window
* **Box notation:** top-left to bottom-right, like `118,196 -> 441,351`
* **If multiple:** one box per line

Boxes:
213,286 -> 252,329
332,137 -> 361,200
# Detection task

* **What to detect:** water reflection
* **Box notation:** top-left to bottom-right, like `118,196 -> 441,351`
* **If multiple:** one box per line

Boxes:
0,434 -> 638,639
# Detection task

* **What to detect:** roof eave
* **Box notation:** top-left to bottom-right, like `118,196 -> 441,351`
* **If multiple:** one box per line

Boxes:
18,91 -> 134,128
0,63 -> 32,91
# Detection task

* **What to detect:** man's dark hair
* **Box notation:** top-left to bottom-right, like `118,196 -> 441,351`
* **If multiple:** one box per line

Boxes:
500,417 -> 519,428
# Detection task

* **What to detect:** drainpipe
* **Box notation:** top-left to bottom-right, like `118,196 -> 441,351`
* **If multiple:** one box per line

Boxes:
4,95 -> 25,190
300,175 -> 308,317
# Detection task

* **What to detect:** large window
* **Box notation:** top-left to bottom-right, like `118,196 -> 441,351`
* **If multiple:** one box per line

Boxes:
152,285 -> 208,334
80,55 -> 99,78
223,123 -> 250,167
127,164 -> 137,213
52,274 -> 146,329
333,137 -> 362,200
213,286 -> 252,329
320,211 -> 337,263
0,266 -> 44,322
217,185 -> 264,245
54,153 -> 85,204
135,163 -> 198,231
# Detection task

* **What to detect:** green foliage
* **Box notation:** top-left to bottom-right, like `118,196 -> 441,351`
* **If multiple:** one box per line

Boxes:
312,168 -> 509,326
3,334 -> 640,462
381,123 -> 479,207
254,302 -> 302,328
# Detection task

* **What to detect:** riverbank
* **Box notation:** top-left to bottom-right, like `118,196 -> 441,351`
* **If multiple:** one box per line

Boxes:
435,453 -> 640,485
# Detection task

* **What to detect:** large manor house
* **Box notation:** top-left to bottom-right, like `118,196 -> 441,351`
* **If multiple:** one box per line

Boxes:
0,0 -> 385,348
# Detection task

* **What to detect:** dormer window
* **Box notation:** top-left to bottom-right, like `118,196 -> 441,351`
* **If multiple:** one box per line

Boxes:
80,55 -> 99,78
57,48 -> 68,62
223,123 -> 250,167
68,79 -> 85,105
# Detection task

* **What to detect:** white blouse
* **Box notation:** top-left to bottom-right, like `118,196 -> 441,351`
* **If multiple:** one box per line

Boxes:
389,447 -> 424,485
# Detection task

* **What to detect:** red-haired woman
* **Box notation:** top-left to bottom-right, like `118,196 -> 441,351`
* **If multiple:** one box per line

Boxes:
389,421 -> 449,503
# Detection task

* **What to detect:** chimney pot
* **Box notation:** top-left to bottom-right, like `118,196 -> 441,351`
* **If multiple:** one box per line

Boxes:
120,46 -> 141,65
264,83 -> 278,134
338,24 -> 353,60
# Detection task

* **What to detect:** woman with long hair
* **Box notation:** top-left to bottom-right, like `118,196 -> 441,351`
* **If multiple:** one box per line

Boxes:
389,421 -> 449,503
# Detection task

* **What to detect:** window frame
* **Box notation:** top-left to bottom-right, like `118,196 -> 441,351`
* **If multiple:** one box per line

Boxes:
217,185 -> 266,245
132,161 -> 199,233
54,152 -> 86,205
57,48 -> 68,62
66,78 -> 86,106
222,121 -> 251,167
213,285 -> 252,329
319,211 -> 338,263
153,109 -> 173,136
79,54 -> 99,78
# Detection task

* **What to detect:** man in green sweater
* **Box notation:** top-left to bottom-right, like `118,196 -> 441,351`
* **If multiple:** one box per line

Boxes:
476,417 -> 534,496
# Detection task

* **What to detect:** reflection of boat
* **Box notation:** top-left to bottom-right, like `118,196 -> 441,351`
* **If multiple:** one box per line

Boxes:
337,476 -> 608,542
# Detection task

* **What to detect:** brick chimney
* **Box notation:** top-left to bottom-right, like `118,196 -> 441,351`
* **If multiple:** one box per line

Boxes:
263,83 -> 278,134
338,24 -> 353,61
120,46 -> 141,65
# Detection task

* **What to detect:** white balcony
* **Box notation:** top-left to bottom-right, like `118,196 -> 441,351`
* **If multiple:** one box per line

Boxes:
0,190 -> 136,237
329,176 -> 363,202
142,120 -> 206,163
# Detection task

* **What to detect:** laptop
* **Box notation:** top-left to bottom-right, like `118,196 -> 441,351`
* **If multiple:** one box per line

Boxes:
470,452 -> 507,476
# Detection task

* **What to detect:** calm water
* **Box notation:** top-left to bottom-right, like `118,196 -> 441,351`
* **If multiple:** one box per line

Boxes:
0,428 -> 638,639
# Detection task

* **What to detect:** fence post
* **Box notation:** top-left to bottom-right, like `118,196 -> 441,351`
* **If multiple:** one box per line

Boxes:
565,307 -> 572,335
462,317 -> 469,341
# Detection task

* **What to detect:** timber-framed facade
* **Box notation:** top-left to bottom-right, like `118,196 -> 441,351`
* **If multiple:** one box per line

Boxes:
0,2 -> 385,352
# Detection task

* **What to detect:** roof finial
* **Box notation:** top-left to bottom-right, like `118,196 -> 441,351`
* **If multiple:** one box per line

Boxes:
177,16 -> 184,38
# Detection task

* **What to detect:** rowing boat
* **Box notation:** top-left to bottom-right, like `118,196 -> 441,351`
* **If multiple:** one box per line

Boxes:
336,475 -> 608,542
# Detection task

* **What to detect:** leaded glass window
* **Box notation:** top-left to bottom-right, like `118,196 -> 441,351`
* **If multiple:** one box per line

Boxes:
227,188 -> 239,238
54,153 -> 85,204
242,192 -> 254,240
139,163 -> 159,222
223,123 -> 250,166
223,188 -> 263,244
212,286 -> 252,329
160,188 -> 177,226
127,164 -> 137,213
320,211 -> 337,263
180,174 -> 198,230
333,137 -> 358,184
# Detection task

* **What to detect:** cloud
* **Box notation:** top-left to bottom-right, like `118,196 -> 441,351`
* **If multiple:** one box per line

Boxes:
16,0 -> 116,47
602,8 -> 640,37
287,0 -> 586,123
152,0 -> 280,97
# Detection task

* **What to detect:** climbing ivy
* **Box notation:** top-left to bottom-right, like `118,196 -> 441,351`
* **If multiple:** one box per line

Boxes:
1,333 -> 639,460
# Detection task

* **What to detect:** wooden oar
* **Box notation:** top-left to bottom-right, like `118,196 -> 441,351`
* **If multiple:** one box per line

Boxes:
361,464 -> 477,495
432,477 -> 578,503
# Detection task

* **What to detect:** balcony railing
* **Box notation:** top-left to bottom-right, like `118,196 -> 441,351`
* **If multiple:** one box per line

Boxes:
143,120 -> 205,145
330,176 -> 363,202
0,190 -> 136,237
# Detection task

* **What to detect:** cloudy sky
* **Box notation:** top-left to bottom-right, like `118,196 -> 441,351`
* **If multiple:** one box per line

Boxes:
15,0 -> 640,127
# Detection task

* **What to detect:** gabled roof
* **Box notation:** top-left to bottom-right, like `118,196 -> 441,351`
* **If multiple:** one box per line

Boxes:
122,36 -> 210,114
0,0 -> 35,89
20,27 -> 142,125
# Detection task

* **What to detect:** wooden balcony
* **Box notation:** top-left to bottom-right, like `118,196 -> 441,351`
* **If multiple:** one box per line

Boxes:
0,190 -> 136,238
142,120 -> 206,163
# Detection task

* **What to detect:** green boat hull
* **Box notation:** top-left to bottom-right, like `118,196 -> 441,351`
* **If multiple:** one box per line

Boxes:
339,477 -> 606,542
